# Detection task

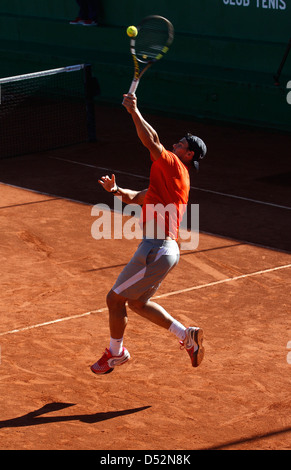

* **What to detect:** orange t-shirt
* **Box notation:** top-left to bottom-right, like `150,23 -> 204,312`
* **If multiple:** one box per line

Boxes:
141,146 -> 190,240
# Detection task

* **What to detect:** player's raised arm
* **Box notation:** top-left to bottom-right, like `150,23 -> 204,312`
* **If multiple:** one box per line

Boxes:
122,93 -> 163,161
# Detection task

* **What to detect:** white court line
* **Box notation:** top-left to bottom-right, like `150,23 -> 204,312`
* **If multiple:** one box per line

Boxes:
154,263 -> 291,299
0,308 -> 106,337
0,263 -> 290,337
49,156 -> 291,211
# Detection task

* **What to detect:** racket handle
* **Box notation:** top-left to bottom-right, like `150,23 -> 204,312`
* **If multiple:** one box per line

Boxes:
128,79 -> 139,95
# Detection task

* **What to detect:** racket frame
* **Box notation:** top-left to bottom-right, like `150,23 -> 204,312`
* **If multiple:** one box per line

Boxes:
128,15 -> 174,95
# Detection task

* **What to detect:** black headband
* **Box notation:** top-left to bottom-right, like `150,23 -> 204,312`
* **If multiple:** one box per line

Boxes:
185,133 -> 207,161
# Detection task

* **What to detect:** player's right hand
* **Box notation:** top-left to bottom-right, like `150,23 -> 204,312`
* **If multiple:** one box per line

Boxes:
98,174 -> 117,193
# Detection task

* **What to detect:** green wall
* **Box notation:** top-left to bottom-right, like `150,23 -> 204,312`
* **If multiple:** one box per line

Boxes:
0,0 -> 290,131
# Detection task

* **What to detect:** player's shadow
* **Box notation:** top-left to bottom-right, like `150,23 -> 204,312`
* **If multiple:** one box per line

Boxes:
0,402 -> 151,429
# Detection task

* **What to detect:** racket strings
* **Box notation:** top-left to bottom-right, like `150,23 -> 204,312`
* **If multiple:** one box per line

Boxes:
135,19 -> 172,62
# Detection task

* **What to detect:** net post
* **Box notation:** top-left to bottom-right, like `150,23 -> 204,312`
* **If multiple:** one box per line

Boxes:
84,64 -> 98,142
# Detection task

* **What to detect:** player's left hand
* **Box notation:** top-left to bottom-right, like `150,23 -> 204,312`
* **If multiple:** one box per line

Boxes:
122,93 -> 137,113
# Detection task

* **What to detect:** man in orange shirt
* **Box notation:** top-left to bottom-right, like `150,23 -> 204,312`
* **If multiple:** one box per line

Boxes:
91,93 -> 207,375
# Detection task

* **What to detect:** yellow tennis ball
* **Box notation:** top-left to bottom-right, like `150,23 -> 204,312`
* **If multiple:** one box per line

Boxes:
127,26 -> 138,37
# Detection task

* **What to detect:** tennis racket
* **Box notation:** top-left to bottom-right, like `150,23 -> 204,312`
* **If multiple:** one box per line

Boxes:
127,15 -> 174,95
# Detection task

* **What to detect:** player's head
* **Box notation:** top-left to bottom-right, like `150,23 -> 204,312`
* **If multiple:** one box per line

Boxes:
173,133 -> 207,170
185,133 -> 207,171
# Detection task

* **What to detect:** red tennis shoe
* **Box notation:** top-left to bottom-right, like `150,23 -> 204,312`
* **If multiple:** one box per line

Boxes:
69,17 -> 83,25
91,347 -> 130,375
180,327 -> 204,367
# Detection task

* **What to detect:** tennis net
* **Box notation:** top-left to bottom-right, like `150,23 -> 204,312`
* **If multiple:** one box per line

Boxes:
0,64 -> 97,159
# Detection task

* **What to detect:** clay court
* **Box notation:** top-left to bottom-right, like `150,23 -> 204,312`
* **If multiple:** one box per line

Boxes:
0,104 -> 290,450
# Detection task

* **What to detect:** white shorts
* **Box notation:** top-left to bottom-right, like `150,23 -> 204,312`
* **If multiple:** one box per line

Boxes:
112,238 -> 180,303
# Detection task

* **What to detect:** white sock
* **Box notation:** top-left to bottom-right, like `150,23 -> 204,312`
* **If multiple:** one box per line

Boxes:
168,320 -> 186,342
109,337 -> 123,356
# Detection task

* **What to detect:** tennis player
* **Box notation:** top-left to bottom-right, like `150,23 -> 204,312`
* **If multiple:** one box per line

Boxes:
91,93 -> 207,375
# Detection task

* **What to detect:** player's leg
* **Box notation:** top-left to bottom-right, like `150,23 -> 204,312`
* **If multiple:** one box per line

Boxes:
128,298 -> 204,368
91,290 -> 130,375
127,298 -> 174,329
91,242 -> 149,375
106,289 -> 128,339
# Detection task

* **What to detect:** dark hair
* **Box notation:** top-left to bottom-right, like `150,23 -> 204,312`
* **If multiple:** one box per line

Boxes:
185,133 -> 207,171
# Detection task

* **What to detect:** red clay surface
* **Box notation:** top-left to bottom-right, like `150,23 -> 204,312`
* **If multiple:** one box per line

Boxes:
0,105 -> 290,450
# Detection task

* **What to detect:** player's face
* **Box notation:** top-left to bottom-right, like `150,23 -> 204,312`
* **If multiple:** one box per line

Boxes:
172,138 -> 193,164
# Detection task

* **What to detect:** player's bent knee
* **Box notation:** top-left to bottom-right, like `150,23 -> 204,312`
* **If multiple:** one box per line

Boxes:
106,289 -> 126,309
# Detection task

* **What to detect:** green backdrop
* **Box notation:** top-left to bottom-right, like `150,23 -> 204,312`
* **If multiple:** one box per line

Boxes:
0,0 -> 290,131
